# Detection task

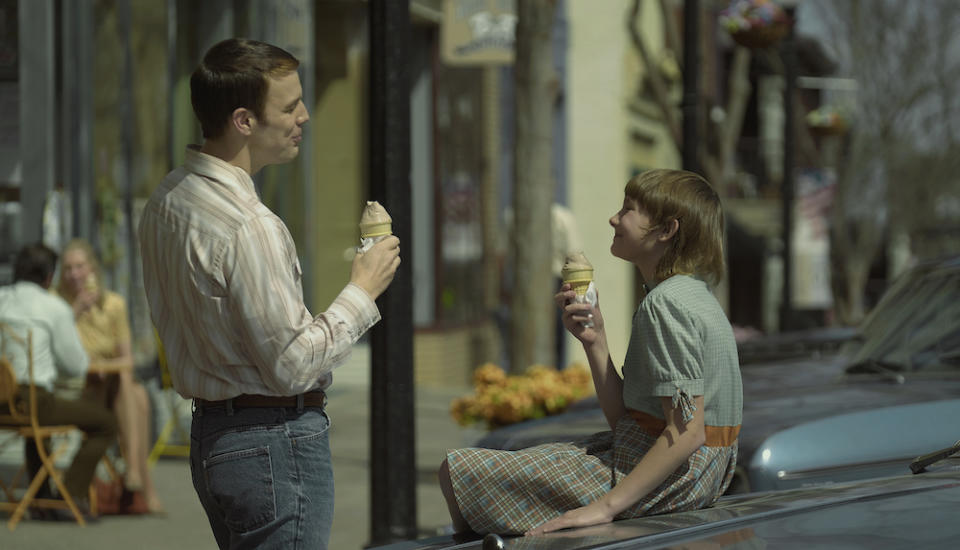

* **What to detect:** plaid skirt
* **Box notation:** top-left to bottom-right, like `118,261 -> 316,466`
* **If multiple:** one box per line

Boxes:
446,414 -> 738,535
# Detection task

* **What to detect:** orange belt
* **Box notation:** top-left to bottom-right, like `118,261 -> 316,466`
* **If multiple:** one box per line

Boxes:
628,409 -> 740,447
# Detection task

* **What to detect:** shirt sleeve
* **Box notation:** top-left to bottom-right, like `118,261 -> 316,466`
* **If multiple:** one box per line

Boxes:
50,298 -> 89,378
638,293 -> 704,422
225,214 -> 380,395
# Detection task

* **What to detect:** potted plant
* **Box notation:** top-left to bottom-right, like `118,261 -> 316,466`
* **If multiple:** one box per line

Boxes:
720,0 -> 792,50
450,363 -> 593,429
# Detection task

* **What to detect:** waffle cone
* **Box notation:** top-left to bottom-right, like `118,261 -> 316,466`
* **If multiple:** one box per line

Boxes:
562,266 -> 594,297
360,222 -> 392,239
569,280 -> 591,297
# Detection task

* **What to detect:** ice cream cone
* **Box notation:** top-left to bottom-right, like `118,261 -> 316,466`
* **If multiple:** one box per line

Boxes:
567,278 -> 592,297
561,252 -> 594,297
359,222 -> 392,238
359,201 -> 393,239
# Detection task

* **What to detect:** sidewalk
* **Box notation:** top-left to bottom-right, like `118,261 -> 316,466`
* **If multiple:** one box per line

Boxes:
0,343 -> 484,550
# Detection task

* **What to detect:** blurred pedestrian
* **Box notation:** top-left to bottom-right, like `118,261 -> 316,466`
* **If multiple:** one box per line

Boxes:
56,238 -> 162,514
501,203 -> 584,370
0,243 -> 116,519
138,38 -> 400,550
439,169 -> 743,535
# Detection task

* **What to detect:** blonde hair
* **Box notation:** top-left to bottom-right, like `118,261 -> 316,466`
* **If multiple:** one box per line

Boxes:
56,238 -> 104,305
624,169 -> 725,286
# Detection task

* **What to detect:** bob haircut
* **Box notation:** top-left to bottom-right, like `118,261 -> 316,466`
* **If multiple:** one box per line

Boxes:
190,38 -> 300,140
624,169 -> 725,286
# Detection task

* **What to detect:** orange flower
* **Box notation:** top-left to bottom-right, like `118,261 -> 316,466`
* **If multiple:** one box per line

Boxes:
451,362 -> 594,428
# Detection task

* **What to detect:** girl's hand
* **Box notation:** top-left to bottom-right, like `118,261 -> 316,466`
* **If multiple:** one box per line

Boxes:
554,284 -> 605,346
525,501 -> 614,536
73,289 -> 98,317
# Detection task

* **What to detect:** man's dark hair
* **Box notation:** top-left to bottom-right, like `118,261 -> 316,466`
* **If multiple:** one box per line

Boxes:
190,38 -> 300,140
13,243 -> 58,285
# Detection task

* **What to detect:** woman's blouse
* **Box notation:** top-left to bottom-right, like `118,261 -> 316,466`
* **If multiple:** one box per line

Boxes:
622,275 -> 742,441
74,290 -> 131,362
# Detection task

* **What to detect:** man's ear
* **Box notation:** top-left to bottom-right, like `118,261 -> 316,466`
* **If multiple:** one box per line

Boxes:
231,107 -> 256,136
658,218 -> 680,242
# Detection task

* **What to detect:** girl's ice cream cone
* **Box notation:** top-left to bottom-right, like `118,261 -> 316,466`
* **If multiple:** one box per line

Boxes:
561,252 -> 594,297
567,278 -> 592,297
359,201 -> 392,239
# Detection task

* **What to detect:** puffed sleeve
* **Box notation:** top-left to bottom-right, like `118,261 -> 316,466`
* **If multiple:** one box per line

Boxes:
637,292 -> 704,423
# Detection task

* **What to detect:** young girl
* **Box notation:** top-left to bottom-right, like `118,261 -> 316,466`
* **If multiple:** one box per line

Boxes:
438,169 -> 743,535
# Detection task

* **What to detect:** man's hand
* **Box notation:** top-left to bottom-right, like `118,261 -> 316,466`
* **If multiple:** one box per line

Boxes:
525,500 -> 614,536
350,235 -> 401,299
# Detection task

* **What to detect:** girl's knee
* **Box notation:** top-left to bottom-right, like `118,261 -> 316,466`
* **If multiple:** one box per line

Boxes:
438,459 -> 454,491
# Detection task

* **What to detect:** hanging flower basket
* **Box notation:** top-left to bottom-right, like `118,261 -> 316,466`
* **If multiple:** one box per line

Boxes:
806,106 -> 850,137
809,120 -> 849,137
720,0 -> 792,50
730,22 -> 790,49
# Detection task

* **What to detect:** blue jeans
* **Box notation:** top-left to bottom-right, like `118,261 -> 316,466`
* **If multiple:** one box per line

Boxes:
190,405 -> 334,550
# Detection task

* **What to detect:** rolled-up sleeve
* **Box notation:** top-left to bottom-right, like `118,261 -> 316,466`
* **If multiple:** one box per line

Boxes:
226,215 -> 380,395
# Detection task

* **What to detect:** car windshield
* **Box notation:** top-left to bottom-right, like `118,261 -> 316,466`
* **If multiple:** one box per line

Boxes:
844,259 -> 960,374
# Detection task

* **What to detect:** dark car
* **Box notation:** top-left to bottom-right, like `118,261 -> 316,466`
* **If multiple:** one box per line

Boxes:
735,324 -> 859,364
372,442 -> 960,549
476,255 -> 960,493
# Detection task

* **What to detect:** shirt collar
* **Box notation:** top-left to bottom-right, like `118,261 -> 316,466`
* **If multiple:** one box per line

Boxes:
13,281 -> 45,293
647,273 -> 702,293
183,145 -> 258,200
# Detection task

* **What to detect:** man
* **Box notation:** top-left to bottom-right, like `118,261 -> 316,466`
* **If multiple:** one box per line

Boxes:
138,38 -> 400,549
0,243 -> 117,517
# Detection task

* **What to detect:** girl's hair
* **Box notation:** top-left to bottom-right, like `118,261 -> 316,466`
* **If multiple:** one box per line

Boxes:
624,169 -> 725,286
56,238 -> 104,305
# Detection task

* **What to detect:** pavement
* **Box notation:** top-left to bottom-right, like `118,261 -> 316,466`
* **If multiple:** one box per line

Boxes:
0,343 -> 485,550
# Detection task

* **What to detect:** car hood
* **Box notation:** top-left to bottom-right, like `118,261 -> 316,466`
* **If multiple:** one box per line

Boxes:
734,355 -> 960,463
372,458 -> 960,549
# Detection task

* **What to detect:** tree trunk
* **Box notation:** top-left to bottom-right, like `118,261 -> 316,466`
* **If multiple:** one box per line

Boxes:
511,0 -> 557,372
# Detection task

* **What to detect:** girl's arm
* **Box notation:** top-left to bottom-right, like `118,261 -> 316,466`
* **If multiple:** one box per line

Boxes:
556,284 -> 626,429
87,341 -> 134,373
526,395 -> 706,535
582,336 -> 626,430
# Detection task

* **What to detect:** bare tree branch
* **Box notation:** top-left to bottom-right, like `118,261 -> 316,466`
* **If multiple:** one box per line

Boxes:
627,0 -> 682,146
718,47 -> 751,182
815,0 -> 960,322
659,0 -> 682,60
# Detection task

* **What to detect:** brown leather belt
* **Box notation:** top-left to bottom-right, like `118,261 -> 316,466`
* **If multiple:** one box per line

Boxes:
195,390 -> 326,412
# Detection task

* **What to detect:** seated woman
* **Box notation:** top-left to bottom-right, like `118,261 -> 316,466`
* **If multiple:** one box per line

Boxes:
56,239 -> 163,514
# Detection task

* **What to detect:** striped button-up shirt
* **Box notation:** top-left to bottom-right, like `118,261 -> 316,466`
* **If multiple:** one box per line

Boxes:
138,146 -> 379,400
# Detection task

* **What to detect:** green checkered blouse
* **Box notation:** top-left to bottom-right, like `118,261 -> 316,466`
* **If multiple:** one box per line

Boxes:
622,274 -> 743,428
